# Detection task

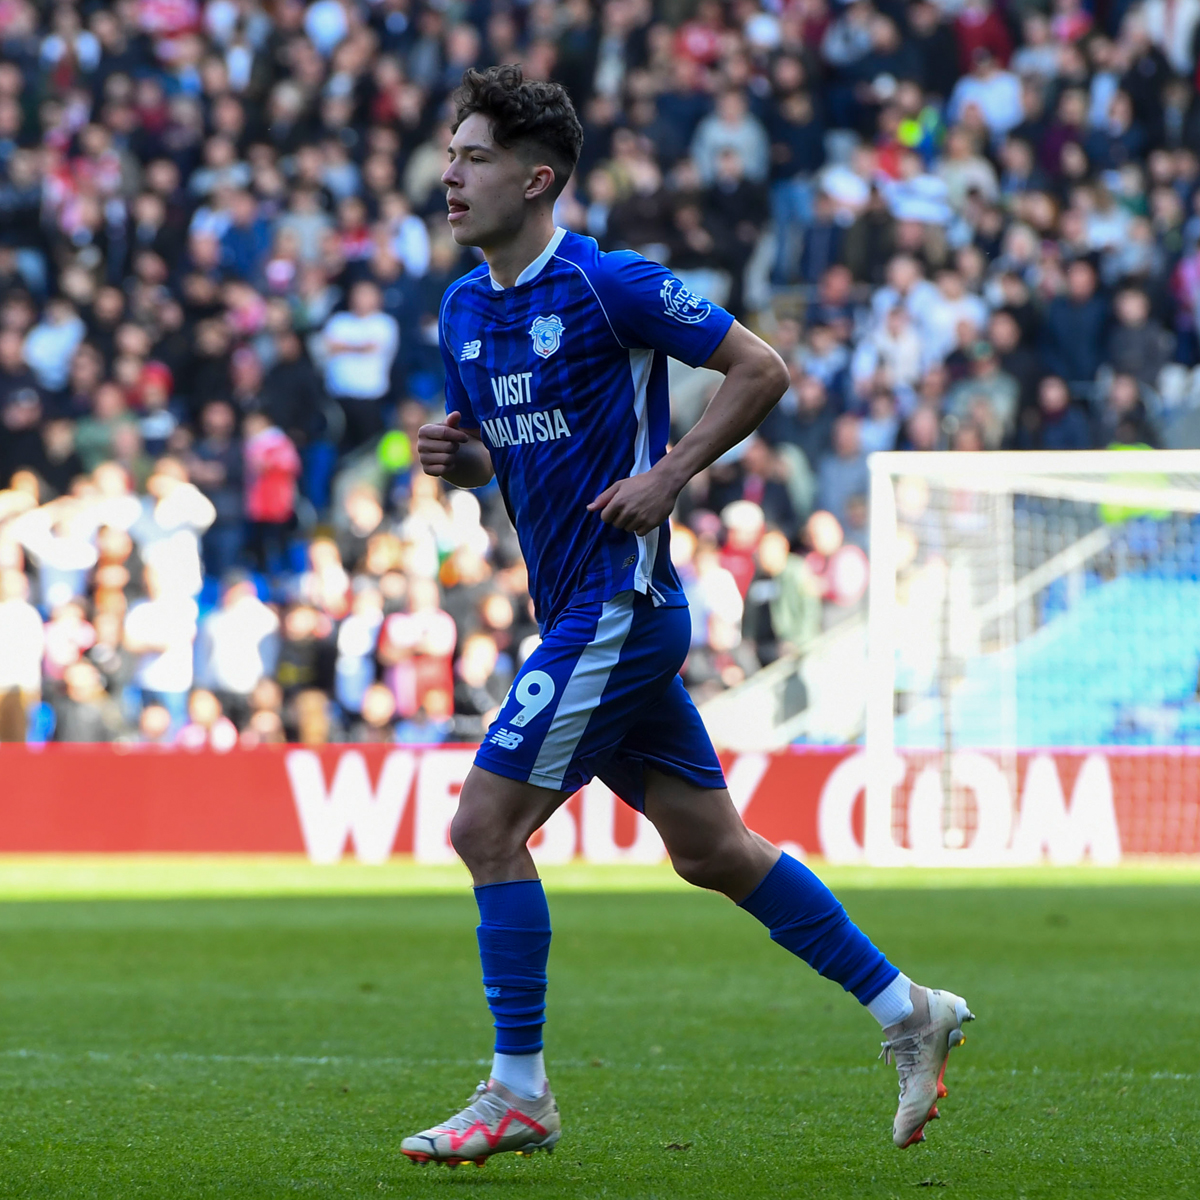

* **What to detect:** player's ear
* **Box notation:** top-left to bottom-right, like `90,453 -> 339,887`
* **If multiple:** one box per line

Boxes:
525,164 -> 556,202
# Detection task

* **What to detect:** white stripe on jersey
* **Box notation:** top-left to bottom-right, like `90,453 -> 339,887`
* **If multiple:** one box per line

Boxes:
627,348 -> 662,603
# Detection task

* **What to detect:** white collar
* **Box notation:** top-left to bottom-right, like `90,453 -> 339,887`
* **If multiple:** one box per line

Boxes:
489,226 -> 568,291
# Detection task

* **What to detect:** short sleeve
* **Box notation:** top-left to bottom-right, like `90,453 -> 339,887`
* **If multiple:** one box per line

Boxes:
438,294 -> 476,428
592,251 -> 735,368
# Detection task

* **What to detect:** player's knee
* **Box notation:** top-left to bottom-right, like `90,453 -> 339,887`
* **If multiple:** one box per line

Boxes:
450,798 -> 524,872
668,827 -> 764,894
669,849 -> 722,890
669,842 -> 738,892
450,805 -> 496,870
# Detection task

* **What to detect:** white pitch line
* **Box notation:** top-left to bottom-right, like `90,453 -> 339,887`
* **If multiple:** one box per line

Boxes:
0,1049 -> 1195,1081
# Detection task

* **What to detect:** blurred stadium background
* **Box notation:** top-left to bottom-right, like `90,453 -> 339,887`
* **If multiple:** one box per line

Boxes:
1,0 -> 1200,867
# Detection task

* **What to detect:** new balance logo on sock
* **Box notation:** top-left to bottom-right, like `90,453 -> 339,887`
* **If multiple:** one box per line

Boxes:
489,728 -> 524,750
484,986 -> 502,997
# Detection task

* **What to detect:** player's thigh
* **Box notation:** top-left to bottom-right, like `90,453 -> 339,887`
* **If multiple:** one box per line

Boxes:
640,767 -> 749,867
452,764 -> 566,862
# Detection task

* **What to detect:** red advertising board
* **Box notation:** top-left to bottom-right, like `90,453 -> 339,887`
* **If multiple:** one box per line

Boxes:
1,745 -> 1197,863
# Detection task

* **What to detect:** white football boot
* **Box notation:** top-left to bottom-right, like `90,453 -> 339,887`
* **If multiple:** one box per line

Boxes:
879,984 -> 975,1147
401,1078 -> 561,1168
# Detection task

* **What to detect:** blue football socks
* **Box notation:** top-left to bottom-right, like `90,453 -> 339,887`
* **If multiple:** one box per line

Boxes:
738,852 -> 899,1005
474,879 -> 552,1056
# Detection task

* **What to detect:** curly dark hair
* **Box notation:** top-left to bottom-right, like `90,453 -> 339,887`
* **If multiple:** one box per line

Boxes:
451,65 -> 583,199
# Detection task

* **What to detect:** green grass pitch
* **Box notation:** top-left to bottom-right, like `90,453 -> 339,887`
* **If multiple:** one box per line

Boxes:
0,872 -> 1197,1198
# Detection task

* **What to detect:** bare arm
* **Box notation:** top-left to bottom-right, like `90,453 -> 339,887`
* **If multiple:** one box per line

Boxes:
417,410 -> 495,488
587,322 -> 788,535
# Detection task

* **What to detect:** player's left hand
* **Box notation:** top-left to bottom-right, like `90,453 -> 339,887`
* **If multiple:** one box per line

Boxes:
587,470 -> 679,536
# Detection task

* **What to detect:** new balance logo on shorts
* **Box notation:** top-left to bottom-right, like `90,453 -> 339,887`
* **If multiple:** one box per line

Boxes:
489,728 -> 524,750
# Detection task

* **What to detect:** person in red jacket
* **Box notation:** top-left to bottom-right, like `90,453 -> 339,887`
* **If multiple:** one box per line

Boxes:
243,411 -> 300,573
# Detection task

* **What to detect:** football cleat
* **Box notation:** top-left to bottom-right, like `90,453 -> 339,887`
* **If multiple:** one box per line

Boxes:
400,1078 -> 561,1167
879,984 -> 975,1148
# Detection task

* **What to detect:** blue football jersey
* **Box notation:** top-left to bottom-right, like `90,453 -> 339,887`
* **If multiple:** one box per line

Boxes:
439,228 -> 734,632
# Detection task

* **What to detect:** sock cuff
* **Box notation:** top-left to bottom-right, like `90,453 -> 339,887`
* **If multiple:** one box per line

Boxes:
475,878 -> 551,930
737,857 -> 780,912
738,852 -> 838,925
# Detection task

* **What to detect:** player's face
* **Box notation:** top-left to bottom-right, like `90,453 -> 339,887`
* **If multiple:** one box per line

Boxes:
442,113 -> 541,248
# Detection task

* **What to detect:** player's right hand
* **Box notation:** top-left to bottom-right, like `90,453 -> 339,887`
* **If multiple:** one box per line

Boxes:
417,410 -> 471,477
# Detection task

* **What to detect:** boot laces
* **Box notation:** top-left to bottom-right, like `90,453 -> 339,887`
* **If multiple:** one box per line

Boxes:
436,1081 -> 502,1132
878,1032 -> 922,1095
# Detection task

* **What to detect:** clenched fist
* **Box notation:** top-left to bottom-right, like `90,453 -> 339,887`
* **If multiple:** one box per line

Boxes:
418,410 -> 471,477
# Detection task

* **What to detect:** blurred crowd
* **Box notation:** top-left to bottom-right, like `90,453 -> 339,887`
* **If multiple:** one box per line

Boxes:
2,0 -> 1200,744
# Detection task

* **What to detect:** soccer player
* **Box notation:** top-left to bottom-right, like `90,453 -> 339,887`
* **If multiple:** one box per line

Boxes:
402,65 -> 974,1167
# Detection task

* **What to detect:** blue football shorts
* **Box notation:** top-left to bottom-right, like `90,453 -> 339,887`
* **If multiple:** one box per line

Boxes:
473,590 -> 727,810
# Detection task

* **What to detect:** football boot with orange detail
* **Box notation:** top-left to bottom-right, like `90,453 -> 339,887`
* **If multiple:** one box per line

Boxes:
880,984 -> 975,1148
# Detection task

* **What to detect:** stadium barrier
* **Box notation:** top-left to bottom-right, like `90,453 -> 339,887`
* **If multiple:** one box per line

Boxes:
1,745 -> 1197,864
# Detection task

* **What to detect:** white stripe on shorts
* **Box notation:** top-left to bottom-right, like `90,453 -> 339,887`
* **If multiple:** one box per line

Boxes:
528,592 -> 636,791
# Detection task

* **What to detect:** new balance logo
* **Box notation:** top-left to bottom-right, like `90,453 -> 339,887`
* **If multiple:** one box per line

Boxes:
488,728 -> 524,750
484,986 -> 502,997
461,340 -> 481,361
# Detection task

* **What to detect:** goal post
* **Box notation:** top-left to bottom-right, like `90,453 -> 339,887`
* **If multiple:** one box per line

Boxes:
863,450 -> 1200,867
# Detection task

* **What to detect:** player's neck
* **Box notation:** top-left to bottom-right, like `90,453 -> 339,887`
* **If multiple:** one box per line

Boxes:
484,213 -> 559,289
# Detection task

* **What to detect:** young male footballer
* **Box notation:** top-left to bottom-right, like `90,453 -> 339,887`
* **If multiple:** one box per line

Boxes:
404,64 -> 974,1167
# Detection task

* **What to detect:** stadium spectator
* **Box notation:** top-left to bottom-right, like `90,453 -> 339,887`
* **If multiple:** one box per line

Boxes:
177,689 -> 239,752
347,682 -> 398,744
243,412 -> 301,573
54,660 -> 125,743
1108,288 -> 1175,386
188,400 -> 244,581
123,563 -> 199,730
817,416 -> 869,530
1041,260 -> 1109,387
194,572 -> 280,727
1022,375 -> 1094,451
395,689 -> 455,744
319,280 -> 400,451
0,568 -> 44,725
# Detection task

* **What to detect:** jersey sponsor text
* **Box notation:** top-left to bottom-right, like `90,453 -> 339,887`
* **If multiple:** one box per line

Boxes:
480,409 -> 572,449
490,371 -> 534,407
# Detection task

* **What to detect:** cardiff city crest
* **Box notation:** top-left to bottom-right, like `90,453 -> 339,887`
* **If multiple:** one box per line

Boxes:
660,278 -> 712,324
529,314 -> 564,359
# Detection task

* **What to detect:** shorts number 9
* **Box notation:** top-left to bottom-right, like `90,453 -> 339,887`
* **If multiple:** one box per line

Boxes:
510,670 -> 556,727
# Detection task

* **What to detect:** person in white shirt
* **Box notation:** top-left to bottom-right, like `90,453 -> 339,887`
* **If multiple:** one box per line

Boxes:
920,269 -> 989,368
130,459 -> 217,599
0,569 -> 46,711
320,281 -> 400,451
123,562 -> 198,730
948,49 -> 1023,141
23,299 -> 86,392
194,572 -> 280,726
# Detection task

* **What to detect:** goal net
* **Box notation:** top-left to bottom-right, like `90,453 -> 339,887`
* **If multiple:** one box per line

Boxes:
863,450 -> 1200,866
